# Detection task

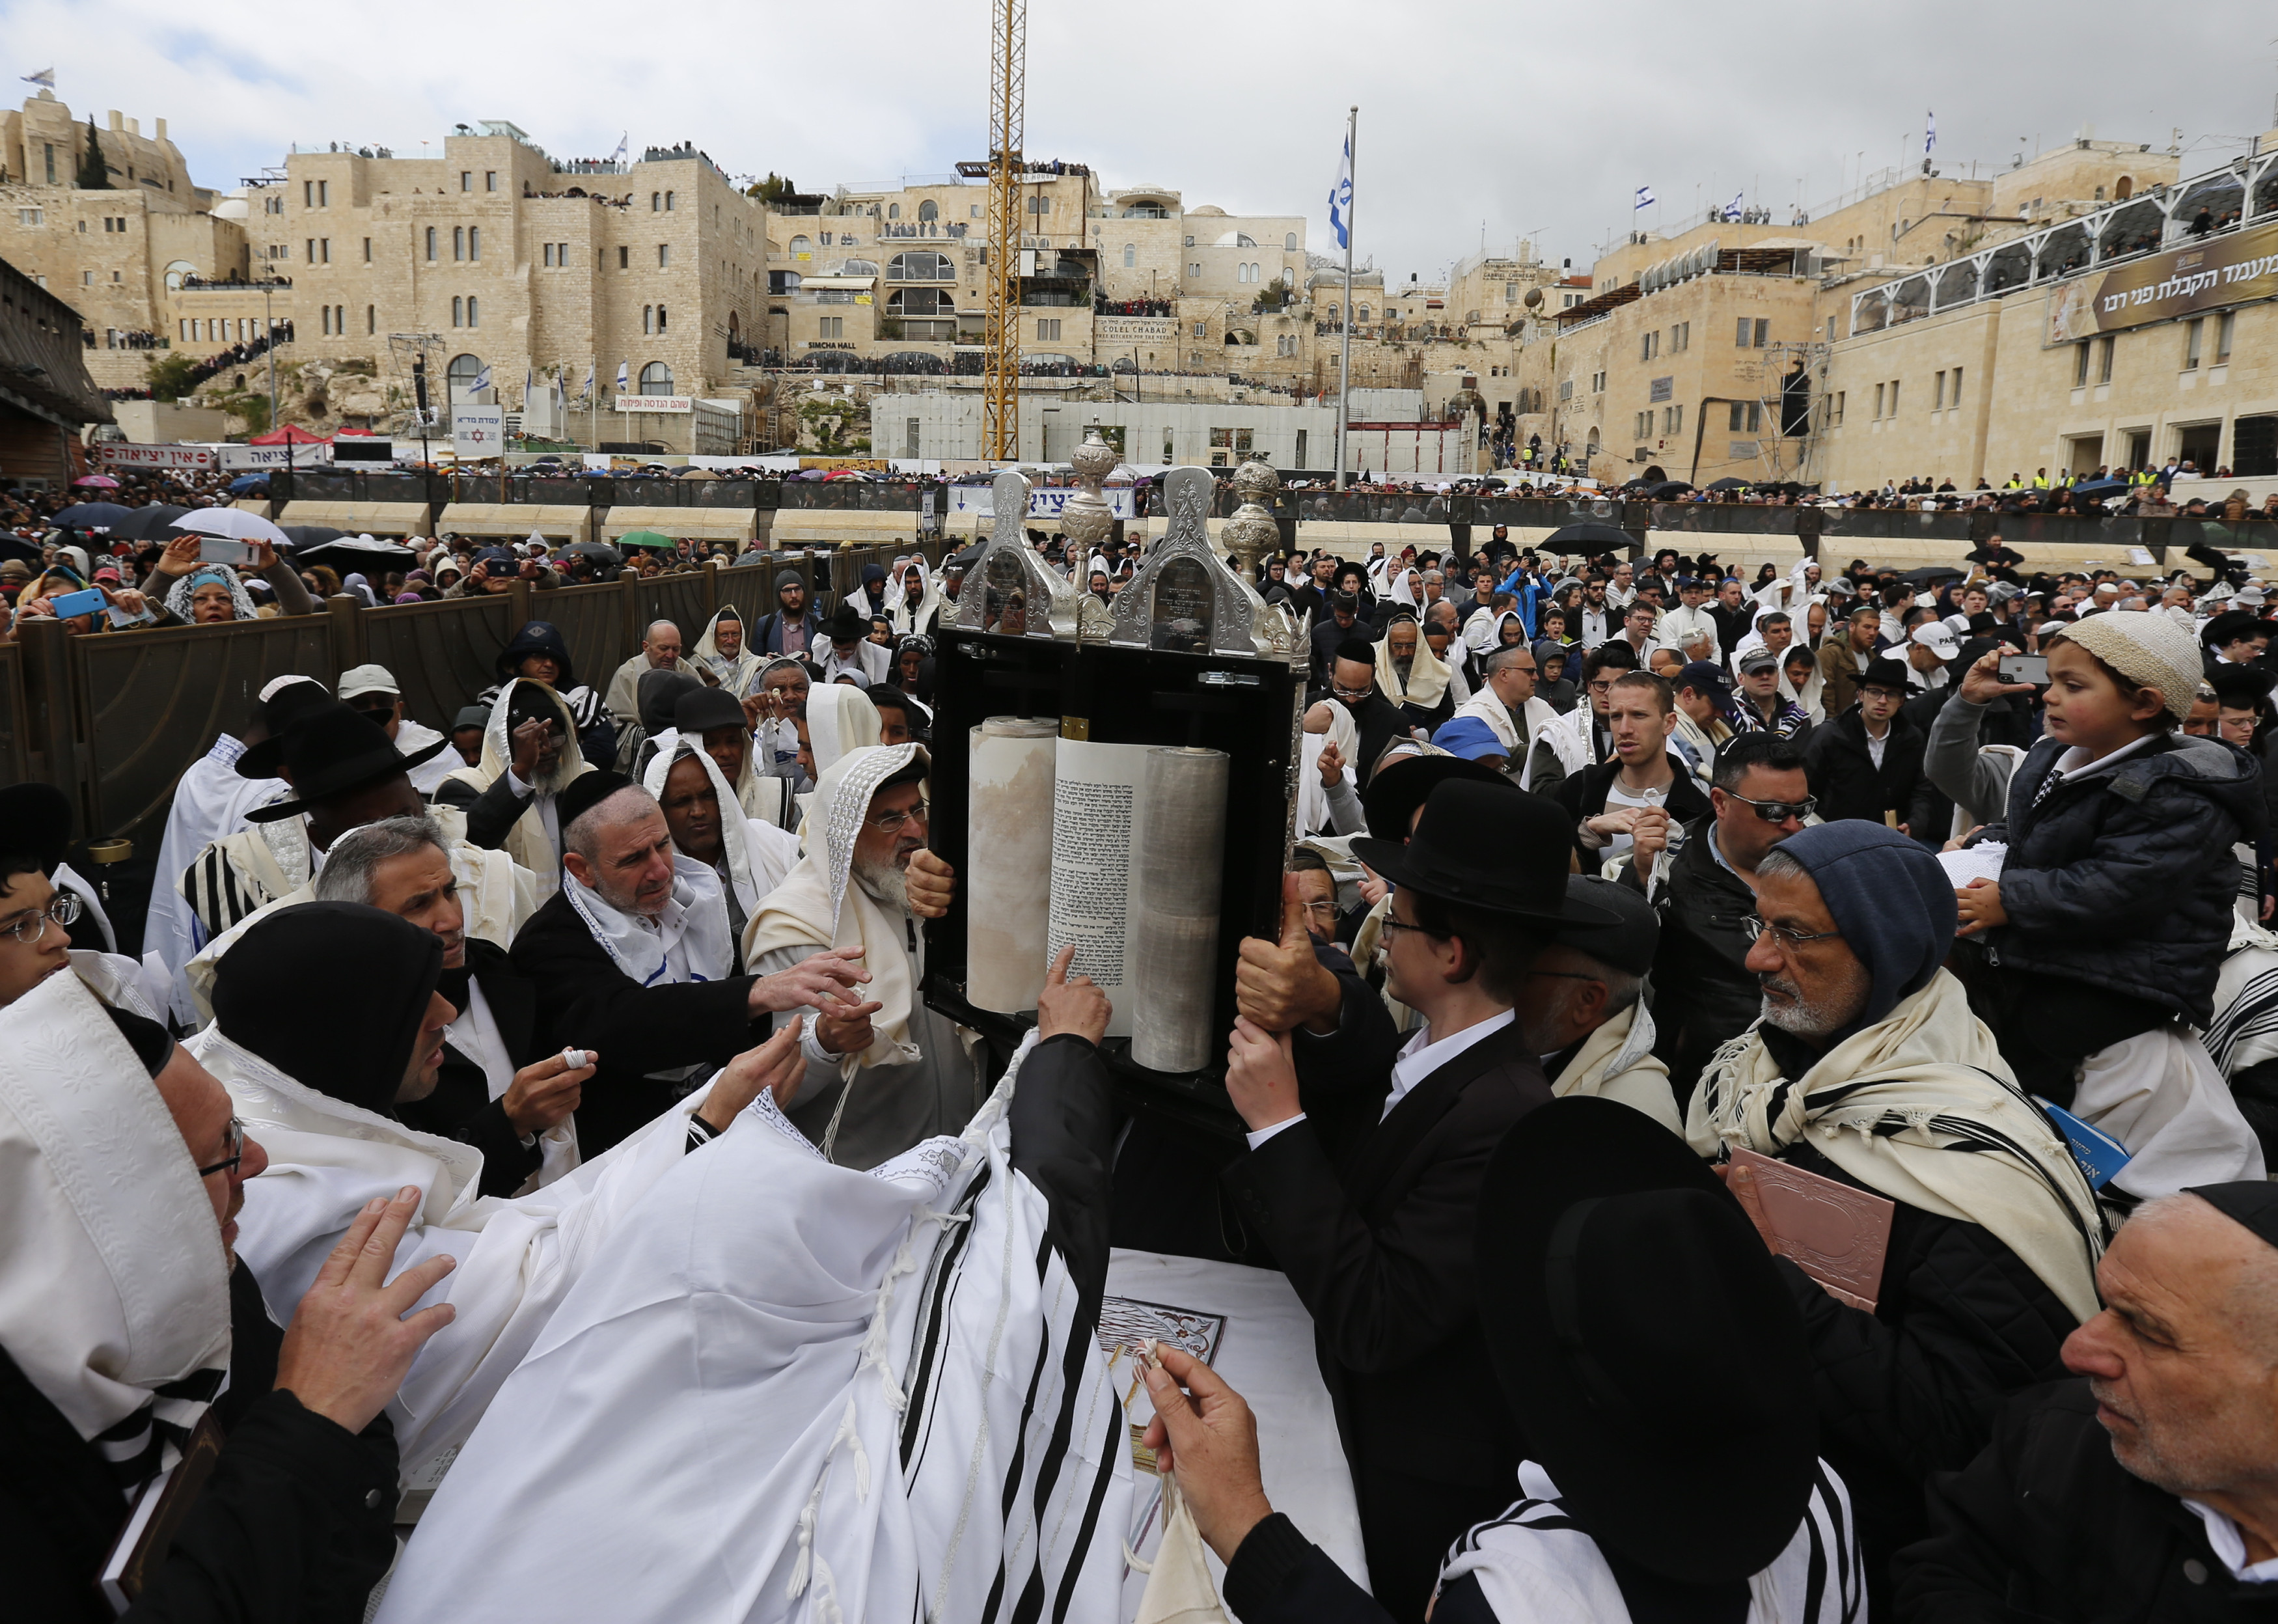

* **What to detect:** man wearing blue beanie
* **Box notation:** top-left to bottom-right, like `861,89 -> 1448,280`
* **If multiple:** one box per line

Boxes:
1686,819 -> 2106,1613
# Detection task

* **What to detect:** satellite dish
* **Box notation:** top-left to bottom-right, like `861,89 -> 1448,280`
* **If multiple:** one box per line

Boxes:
1523,287 -> 1543,309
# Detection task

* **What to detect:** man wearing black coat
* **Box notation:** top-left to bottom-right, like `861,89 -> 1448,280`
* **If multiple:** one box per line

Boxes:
1308,592 -> 1367,693
1326,638 -> 1410,787
1552,668 -> 1711,864
1897,1184 -> 2278,1622
1215,783 -> 1620,1623
1804,657 -> 1937,834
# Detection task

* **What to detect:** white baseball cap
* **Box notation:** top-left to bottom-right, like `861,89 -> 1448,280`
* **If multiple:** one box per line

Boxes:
1910,622 -> 1960,656
337,663 -> 401,702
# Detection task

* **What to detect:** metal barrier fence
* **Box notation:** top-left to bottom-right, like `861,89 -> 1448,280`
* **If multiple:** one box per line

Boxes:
0,540 -> 946,864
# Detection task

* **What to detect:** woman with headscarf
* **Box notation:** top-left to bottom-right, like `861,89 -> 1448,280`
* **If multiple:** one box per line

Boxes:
693,607 -> 764,698
1374,614 -> 1455,731
144,532 -> 316,622
891,557 -> 944,636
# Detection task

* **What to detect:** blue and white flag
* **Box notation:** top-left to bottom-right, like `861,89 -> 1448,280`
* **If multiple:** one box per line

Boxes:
583,364 -> 595,400
21,67 -> 55,89
609,131 -> 629,165
1925,111 -> 1937,155
1722,192 -> 1744,222
615,361 -> 629,394
1326,132 -> 1353,252
469,364 -> 492,396
1634,185 -> 1656,211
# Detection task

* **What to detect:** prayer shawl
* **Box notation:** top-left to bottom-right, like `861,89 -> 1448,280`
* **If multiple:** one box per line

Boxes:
891,559 -> 943,637
563,857 -> 734,989
605,650 -> 699,723
1686,970 -> 2106,1323
188,1023 -> 711,1479
1297,701 -> 1360,839
1547,1000 -> 1683,1135
395,717 -> 457,798
1374,626 -> 1451,710
1453,689 -> 1559,784
694,607 -> 765,697
178,838 -> 536,1022
435,679 -> 594,900
754,654 -> 809,780
647,721 -> 799,830
1781,648 -> 1829,723
371,1032 -> 1131,1624
152,733 -> 284,1013
807,682 -> 885,778
178,806 -> 319,946
641,739 -> 801,924
819,637 -> 894,689
2206,914 -> 2278,1081
0,972 -> 233,1494
745,745 -> 925,1077
1669,708 -> 1725,788
1437,1459 -> 1863,1624
163,562 -> 259,622
1534,699 -> 1606,783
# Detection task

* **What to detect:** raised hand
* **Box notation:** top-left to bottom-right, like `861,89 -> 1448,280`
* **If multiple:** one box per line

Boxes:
1036,943 -> 1110,1045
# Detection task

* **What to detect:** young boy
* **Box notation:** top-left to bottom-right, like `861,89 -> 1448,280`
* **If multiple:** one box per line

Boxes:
1955,611 -> 2267,1190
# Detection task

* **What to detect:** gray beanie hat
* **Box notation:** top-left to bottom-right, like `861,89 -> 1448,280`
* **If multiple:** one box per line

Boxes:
2048,608 -> 2204,724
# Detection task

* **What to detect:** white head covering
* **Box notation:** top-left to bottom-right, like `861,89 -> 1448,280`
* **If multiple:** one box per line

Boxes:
694,607 -> 763,697
0,972 -> 230,1483
165,562 -> 260,622
1374,618 -> 1451,708
641,737 -> 798,917
806,683 -> 883,778
1297,702 -> 1360,838
890,557 -> 944,635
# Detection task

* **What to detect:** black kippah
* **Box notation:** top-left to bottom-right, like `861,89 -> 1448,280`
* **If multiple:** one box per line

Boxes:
103,1004 -> 174,1079
2186,1182 -> 2278,1252
556,769 -> 636,834
1334,637 -> 1377,667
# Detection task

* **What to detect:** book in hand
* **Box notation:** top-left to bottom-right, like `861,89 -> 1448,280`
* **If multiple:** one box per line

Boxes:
1728,1147 -> 1896,1313
99,1411 -> 226,1614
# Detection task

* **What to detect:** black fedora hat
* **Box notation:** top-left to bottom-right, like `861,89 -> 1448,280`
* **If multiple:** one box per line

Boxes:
1475,1097 -> 1817,1584
0,782 -> 72,872
244,703 -> 447,823
674,686 -> 747,734
237,678 -> 338,778
817,600 -> 870,642
1354,780 -> 1616,926
1359,750 -> 1510,842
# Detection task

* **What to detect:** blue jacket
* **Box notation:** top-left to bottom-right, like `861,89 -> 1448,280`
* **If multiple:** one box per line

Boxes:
1975,732 -> 2264,1023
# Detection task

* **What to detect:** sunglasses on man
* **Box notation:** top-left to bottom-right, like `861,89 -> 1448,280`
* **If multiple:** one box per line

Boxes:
1725,791 -> 1817,824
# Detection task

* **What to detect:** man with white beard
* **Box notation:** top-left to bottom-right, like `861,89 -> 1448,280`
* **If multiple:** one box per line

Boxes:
743,743 -> 969,1168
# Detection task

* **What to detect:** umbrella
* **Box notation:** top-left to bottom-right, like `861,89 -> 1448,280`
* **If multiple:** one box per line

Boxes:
2070,478 -> 2128,499
51,502 -> 132,530
297,536 -> 419,571
227,473 -> 272,495
1705,477 -> 1751,492
1644,480 -> 1695,497
616,529 -> 675,549
1542,521 -> 1634,551
676,468 -> 722,480
72,474 -> 121,489
109,504 -> 192,542
1900,564 -> 1966,586
277,525 -> 347,547
174,508 -> 290,547
558,540 -> 625,567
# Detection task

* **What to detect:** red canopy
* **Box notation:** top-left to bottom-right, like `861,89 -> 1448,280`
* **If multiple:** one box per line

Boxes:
248,424 -> 331,445
333,426 -> 377,437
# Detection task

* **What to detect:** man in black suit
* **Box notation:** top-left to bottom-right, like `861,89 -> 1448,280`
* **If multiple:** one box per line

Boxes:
1327,637 -> 1410,788
508,772 -> 867,1155
1216,782 -> 1618,1622
312,813 -> 584,1198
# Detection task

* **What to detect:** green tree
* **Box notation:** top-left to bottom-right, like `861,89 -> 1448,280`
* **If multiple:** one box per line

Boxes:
77,117 -> 110,190
146,351 -> 197,400
748,173 -> 798,206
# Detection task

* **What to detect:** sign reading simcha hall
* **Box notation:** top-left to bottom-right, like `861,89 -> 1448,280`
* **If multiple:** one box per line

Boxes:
2047,217 -> 2278,345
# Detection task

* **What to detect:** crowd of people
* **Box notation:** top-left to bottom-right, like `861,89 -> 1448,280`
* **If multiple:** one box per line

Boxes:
12,493 -> 2278,1621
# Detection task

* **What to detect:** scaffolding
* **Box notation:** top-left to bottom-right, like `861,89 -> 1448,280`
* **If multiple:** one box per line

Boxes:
1748,340 -> 1828,484
980,0 -> 1025,460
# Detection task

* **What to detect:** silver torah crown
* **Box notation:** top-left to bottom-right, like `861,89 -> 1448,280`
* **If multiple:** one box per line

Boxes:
950,468 -> 1082,640
1105,465 -> 1296,661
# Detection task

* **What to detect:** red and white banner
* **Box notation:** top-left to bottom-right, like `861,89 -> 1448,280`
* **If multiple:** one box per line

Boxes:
100,442 -> 217,471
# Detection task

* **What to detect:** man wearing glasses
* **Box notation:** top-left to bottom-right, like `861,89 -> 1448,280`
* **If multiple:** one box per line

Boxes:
1634,733 -> 1813,1109
0,782 -> 154,1013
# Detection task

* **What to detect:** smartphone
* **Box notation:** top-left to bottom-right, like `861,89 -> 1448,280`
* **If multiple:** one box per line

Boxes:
49,586 -> 107,620
1999,654 -> 2048,685
199,538 -> 262,568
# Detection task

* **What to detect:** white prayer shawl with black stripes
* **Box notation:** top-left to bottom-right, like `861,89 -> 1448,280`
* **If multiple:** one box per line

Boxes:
373,1032 -> 1132,1624
1436,1459 -> 1865,1623
1686,969 -> 2106,1323
2206,915 -> 2278,1081
177,812 -> 307,948
0,971 -> 232,1496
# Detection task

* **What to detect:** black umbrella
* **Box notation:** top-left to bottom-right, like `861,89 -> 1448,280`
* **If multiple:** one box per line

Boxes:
109,504 -> 191,542
1543,521 -> 1634,551
558,540 -> 624,567
277,525 -> 347,547
950,541 -> 986,568
2070,478 -> 2128,500
1645,480 -> 1695,498
1705,477 -> 1751,492
1899,564 -> 1966,586
51,502 -> 133,530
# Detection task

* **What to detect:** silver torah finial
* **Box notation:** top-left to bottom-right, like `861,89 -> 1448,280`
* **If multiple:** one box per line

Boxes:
1106,465 -> 1294,660
951,467 -> 1081,640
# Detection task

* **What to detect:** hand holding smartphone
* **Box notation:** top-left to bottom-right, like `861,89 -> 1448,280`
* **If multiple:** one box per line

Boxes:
199,538 -> 262,568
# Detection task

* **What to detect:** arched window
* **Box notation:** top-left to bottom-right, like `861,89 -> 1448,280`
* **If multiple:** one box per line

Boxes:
885,251 -> 955,280
465,296 -> 478,327
665,191 -> 674,211
1122,243 -> 1135,268
446,353 -> 483,396
2115,176 -> 2134,200
651,192 -> 661,211
162,260 -> 195,291
790,234 -> 812,258
467,225 -> 480,261
1285,232 -> 1297,251
451,296 -> 463,327
452,225 -> 465,260
642,305 -> 653,335
640,362 -> 674,395
1358,305 -> 1371,322
1236,233 -> 1257,247
655,304 -> 666,331
888,203 -> 901,219
918,199 -> 938,222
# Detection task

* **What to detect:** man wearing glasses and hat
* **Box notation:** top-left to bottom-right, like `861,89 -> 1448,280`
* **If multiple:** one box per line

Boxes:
1216,781 -> 1624,1621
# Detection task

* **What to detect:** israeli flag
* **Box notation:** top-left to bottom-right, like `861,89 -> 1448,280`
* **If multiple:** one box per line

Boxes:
1722,192 -> 1744,221
609,131 -> 629,164
615,361 -> 630,394
469,364 -> 492,396
583,364 -> 595,398
1925,111 -> 1937,155
1327,133 -> 1353,251
21,67 -> 55,89
1634,185 -> 1656,211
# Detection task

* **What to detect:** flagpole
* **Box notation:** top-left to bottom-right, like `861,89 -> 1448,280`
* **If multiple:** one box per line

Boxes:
1337,104 -> 1356,493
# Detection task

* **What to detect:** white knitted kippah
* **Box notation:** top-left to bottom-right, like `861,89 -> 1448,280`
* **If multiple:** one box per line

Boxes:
2048,609 -> 2203,724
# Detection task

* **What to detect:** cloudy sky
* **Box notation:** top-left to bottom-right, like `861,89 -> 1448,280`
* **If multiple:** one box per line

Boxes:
5,0 -> 2275,281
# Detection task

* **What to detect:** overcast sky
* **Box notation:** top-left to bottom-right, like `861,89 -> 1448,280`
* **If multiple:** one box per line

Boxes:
6,0 -> 2275,283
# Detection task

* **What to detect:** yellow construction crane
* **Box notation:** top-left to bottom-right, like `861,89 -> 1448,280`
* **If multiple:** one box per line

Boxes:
981,0 -> 1024,460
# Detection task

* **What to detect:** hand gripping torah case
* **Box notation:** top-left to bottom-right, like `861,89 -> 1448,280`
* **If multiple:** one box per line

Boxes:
926,466 -> 1308,1135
